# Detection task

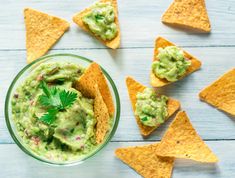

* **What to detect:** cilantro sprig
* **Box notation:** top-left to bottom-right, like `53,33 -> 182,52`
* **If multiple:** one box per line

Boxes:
38,81 -> 77,124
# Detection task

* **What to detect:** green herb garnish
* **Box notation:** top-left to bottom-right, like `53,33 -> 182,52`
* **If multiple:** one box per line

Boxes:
38,81 -> 77,124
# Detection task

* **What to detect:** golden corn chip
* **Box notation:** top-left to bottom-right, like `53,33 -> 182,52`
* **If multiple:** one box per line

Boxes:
94,85 -> 110,144
75,62 -> 115,116
24,8 -> 69,63
126,76 -> 180,136
199,68 -> 235,116
150,37 -> 202,87
115,143 -> 174,178
157,111 -> 218,163
162,0 -> 211,32
72,0 -> 120,49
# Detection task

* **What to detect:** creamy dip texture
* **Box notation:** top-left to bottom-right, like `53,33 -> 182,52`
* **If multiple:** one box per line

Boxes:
135,88 -> 168,127
152,46 -> 191,82
82,2 -> 118,41
11,62 -> 104,162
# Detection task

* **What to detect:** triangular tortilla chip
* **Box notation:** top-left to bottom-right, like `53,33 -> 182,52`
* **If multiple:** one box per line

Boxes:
24,8 -> 70,63
156,111 -> 218,163
199,68 -> 235,116
94,85 -> 110,144
126,76 -> 180,136
75,62 -> 115,116
115,143 -> 174,178
150,37 -> 202,87
162,0 -> 211,32
73,0 -> 120,49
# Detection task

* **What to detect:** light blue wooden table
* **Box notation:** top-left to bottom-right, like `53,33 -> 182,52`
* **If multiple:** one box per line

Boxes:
0,0 -> 235,177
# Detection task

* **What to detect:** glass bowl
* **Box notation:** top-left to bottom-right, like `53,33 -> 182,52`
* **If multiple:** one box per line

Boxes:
5,53 -> 120,166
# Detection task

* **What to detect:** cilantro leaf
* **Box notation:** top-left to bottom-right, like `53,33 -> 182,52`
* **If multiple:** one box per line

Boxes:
95,14 -> 104,21
39,109 -> 58,125
39,81 -> 61,109
40,80 -> 51,98
38,81 -> 77,125
59,90 -> 77,109
141,116 -> 148,122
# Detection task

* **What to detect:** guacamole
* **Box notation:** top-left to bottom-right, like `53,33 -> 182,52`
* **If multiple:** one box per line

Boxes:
135,88 -> 168,127
152,46 -> 191,82
82,2 -> 117,41
11,62 -> 101,162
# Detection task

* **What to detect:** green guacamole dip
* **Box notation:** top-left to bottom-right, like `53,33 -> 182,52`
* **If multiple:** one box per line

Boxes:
152,46 -> 191,82
82,2 -> 118,41
135,88 -> 168,127
11,62 -> 103,162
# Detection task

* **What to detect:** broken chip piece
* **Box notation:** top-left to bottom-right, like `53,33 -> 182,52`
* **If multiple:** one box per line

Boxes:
162,0 -> 211,32
150,37 -> 202,87
156,111 -> 218,163
73,0 -> 120,49
126,76 -> 180,136
115,143 -> 174,178
24,8 -> 70,63
199,68 -> 235,116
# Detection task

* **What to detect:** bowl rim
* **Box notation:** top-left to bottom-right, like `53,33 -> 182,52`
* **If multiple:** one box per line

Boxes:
4,53 -> 121,166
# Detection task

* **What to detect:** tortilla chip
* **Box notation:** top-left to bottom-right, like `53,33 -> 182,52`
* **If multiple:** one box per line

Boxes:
199,68 -> 235,116
126,76 -> 181,136
162,0 -> 211,32
150,37 -> 202,87
94,85 -> 110,144
157,111 -> 218,163
115,143 -> 174,178
75,62 -> 115,116
73,0 -> 120,49
24,8 -> 70,63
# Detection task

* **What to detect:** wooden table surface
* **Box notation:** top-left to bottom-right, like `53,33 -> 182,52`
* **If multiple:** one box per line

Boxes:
1,0 -> 235,177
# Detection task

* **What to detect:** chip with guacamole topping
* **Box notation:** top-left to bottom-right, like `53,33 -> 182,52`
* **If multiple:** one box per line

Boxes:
126,76 -> 180,136
150,37 -> 202,87
73,0 -> 121,49
135,88 -> 168,127
152,46 -> 191,82
82,2 -> 118,41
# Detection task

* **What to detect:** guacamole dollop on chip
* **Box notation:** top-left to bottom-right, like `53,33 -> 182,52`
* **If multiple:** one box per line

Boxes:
135,88 -> 168,127
82,2 -> 118,41
73,0 -> 121,49
126,76 -> 180,136
150,37 -> 202,87
152,46 -> 191,82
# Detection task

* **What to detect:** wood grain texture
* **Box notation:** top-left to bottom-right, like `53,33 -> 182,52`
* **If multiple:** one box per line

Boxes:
1,0 -> 235,177
0,0 -> 235,49
1,48 -> 235,143
0,141 -> 234,178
